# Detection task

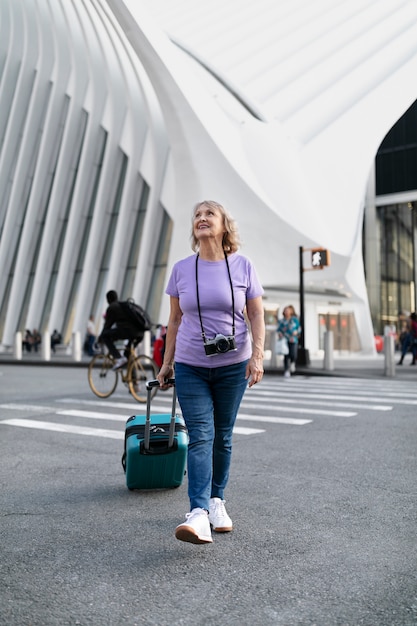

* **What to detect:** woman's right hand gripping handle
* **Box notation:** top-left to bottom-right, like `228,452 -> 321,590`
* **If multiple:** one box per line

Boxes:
157,363 -> 175,390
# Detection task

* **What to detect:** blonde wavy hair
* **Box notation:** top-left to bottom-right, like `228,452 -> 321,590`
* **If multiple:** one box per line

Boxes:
190,200 -> 241,254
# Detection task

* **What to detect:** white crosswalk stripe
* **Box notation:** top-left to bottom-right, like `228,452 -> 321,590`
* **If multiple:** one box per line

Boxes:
240,401 -> 356,417
0,403 -> 53,412
242,391 -> 392,411
257,390 -> 417,405
57,409 -> 129,421
1,418 -> 123,439
237,414 -> 312,426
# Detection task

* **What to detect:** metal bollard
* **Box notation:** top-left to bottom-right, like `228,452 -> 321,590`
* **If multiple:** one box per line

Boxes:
384,334 -> 395,377
140,330 -> 151,357
14,332 -> 22,360
323,330 -> 334,370
42,330 -> 51,361
269,329 -> 278,368
72,331 -> 82,362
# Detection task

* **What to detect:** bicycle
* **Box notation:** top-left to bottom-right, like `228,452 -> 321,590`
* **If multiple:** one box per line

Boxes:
87,339 -> 159,402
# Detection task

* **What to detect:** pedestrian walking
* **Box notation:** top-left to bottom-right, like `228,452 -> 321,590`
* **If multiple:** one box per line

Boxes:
277,305 -> 301,377
50,329 -> 62,353
157,200 -> 265,544
84,315 -> 97,357
397,312 -> 417,365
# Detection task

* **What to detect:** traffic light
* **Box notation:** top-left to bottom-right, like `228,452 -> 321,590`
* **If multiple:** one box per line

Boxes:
311,249 -> 330,268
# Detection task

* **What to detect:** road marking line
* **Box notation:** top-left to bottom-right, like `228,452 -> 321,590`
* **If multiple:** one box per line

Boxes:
56,409 -> 128,421
265,380 -> 417,394
57,399 -> 174,413
240,396 -> 392,411
247,391 -> 417,405
269,381 -> 417,395
237,414 -> 312,425
233,426 -> 265,435
0,404 -> 53,412
241,402 -> 356,417
0,419 -> 123,439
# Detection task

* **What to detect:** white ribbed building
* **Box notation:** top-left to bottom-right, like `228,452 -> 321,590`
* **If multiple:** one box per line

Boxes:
1,0 -> 417,356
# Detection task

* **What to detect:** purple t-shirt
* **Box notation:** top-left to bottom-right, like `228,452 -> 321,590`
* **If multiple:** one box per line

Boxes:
166,253 -> 264,367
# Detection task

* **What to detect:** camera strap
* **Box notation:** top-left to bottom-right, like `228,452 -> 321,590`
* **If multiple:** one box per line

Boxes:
195,251 -> 235,344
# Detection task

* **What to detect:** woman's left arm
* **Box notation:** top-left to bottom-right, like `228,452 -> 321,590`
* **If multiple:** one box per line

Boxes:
245,296 -> 265,387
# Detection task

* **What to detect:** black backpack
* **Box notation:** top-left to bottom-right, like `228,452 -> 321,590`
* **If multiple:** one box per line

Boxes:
120,299 -> 152,334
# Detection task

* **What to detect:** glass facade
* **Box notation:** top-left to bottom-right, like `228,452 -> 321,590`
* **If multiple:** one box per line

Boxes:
318,313 -> 361,351
378,203 -> 416,331
372,100 -> 417,336
376,101 -> 417,196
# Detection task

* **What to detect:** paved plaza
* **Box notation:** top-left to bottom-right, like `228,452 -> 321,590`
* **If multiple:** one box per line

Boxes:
0,362 -> 416,625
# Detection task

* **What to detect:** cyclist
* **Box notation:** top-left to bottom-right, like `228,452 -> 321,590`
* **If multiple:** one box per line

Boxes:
98,290 -> 142,370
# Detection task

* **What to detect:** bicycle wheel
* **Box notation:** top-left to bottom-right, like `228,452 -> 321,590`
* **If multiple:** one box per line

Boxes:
88,354 -> 118,398
128,354 -> 159,402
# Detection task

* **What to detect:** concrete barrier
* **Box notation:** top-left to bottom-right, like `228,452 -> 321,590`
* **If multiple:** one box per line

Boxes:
132,330 -> 151,358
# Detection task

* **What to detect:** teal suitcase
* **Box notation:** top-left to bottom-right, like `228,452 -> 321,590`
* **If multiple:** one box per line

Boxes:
122,379 -> 188,490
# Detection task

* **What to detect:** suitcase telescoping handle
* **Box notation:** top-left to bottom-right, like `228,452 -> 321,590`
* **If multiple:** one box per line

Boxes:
144,379 -> 176,451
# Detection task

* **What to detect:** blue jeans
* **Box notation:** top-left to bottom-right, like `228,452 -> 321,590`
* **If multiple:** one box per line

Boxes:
86,334 -> 96,357
174,360 -> 249,511
284,341 -> 298,371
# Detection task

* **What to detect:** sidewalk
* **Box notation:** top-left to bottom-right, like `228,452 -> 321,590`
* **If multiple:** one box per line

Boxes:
0,351 -> 90,368
266,352 -> 417,380
1,349 -> 416,380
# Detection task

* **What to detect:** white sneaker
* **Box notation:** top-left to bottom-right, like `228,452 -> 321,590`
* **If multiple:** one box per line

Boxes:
209,497 -> 233,532
284,370 -> 291,378
112,355 -> 128,370
175,508 -> 213,544
290,362 -> 296,373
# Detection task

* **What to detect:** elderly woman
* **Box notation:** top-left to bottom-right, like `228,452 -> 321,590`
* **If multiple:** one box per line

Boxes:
157,200 -> 265,545
277,305 -> 301,377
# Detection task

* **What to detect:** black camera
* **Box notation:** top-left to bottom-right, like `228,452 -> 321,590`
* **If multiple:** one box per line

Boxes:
204,334 -> 237,356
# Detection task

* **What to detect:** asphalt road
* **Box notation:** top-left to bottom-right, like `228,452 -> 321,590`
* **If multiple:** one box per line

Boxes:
0,365 -> 416,626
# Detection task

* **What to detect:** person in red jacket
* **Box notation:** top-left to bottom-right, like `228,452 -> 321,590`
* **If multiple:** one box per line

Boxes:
152,325 -> 166,368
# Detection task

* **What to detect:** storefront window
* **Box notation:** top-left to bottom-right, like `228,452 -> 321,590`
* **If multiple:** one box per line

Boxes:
378,203 -> 415,334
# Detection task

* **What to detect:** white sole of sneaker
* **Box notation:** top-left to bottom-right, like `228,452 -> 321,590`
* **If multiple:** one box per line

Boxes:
175,525 -> 213,544
211,525 -> 233,533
